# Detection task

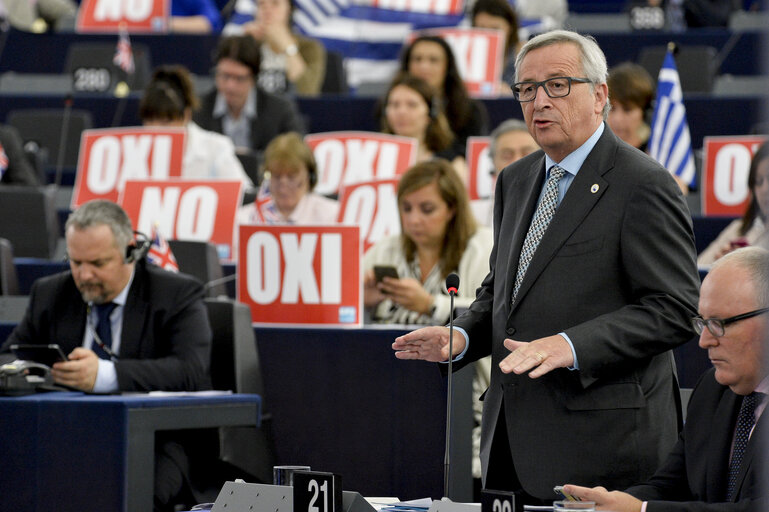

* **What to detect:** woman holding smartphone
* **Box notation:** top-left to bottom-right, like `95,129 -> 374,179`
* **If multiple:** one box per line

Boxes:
362,159 -> 492,324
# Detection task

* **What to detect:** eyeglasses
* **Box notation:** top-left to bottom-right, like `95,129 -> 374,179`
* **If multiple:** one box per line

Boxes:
215,70 -> 252,84
511,76 -> 592,102
691,307 -> 769,337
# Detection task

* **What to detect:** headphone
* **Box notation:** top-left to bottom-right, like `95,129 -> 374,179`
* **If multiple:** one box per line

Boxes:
125,231 -> 151,263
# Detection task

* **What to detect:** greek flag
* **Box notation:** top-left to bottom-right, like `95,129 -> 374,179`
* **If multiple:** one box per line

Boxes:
648,49 -> 696,188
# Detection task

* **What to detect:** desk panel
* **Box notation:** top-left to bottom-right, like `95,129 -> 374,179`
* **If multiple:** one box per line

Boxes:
0,392 -> 261,512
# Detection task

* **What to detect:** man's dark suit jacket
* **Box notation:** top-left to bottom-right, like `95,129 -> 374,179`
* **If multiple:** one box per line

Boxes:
1,261 -> 212,391
193,87 -> 305,156
453,125 -> 701,499
626,368 -> 768,511
0,124 -> 39,186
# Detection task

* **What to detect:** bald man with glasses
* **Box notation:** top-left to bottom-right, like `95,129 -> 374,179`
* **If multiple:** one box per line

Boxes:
565,246 -> 769,511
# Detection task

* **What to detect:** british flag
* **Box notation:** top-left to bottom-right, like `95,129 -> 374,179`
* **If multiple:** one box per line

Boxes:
113,29 -> 135,75
146,227 -> 179,272
0,143 -> 7,180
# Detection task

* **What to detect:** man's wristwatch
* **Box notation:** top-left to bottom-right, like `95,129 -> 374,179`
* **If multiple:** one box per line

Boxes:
284,43 -> 299,56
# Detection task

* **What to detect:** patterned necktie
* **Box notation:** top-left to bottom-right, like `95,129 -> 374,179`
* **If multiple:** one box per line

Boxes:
93,302 -> 118,360
726,392 -> 762,500
512,165 -> 566,303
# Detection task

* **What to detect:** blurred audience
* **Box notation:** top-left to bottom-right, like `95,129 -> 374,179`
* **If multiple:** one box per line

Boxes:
399,35 -> 489,164
193,35 -> 305,161
140,65 -> 253,190
698,141 -> 769,266
513,0 -> 567,25
1,0 -> 76,31
607,62 -> 655,152
223,0 -> 326,96
170,0 -> 222,33
380,73 -> 464,179
363,158 -> 492,324
237,132 -> 338,224
470,118 -> 538,226
470,0 -> 520,92
0,124 -> 40,186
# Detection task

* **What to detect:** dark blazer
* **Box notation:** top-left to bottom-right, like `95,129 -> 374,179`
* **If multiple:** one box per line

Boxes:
453,125 -> 701,498
193,87 -> 305,156
1,262 -> 212,391
626,368 -> 768,511
0,124 -> 39,186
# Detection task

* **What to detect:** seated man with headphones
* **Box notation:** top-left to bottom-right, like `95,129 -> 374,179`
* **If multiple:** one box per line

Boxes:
0,199 -> 212,393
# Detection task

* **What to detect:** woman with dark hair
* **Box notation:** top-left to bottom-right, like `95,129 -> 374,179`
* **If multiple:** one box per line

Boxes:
698,141 -> 769,266
471,0 -> 520,91
363,159 -> 492,324
607,62 -> 655,152
140,65 -> 253,189
399,35 -> 489,162
380,73 -> 466,178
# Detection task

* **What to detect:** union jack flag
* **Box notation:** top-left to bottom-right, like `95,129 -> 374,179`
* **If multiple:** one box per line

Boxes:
0,142 -> 7,180
146,227 -> 179,272
113,29 -> 135,75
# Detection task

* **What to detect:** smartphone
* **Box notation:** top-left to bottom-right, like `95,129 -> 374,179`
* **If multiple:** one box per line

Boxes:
11,344 -> 69,368
373,265 -> 399,283
553,485 -> 581,502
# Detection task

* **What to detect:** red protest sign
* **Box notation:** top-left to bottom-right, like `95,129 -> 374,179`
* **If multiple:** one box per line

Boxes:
76,0 -> 169,33
466,137 -> 494,200
410,27 -> 504,97
119,179 -> 243,260
72,127 -> 185,208
338,178 -> 400,252
371,0 -> 464,15
238,225 -> 362,326
306,131 -> 417,196
702,135 -> 768,216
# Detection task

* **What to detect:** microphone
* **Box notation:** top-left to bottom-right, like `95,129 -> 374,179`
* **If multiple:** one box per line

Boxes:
54,94 -> 74,188
204,273 -> 237,292
443,272 -> 459,499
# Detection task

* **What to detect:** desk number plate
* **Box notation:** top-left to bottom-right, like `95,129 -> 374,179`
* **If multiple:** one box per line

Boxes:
293,471 -> 342,512
481,489 -> 516,512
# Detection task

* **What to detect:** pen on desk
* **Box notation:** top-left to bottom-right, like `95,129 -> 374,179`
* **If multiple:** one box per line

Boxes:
86,302 -> 119,362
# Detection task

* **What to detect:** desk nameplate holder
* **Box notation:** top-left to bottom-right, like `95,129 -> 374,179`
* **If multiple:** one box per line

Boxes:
212,481 -> 377,512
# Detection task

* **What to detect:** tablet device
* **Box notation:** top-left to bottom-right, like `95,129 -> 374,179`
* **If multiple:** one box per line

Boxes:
11,344 -> 69,367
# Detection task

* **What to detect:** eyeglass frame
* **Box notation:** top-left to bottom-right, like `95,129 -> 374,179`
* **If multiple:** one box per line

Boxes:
690,307 -> 769,337
511,76 -> 593,102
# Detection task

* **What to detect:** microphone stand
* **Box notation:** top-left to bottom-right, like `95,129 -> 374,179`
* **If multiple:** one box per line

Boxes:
443,288 -> 456,499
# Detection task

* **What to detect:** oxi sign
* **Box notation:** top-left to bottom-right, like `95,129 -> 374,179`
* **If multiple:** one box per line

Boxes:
338,178 -> 400,251
466,137 -> 494,200
238,225 -> 362,326
73,127 -> 185,208
702,135 -> 768,216
410,27 -> 504,97
77,0 -> 169,33
119,180 -> 243,260
306,132 -> 417,196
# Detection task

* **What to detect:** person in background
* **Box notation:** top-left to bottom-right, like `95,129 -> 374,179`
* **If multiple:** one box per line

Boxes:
380,73 -> 465,178
223,0 -> 326,96
513,0 -> 567,26
607,62 -> 655,153
470,0 -> 521,93
698,141 -> 769,266
471,118 -> 539,226
194,35 -> 305,160
564,246 -> 769,511
1,0 -> 76,31
170,0 -> 222,33
237,132 -> 338,224
392,29 -> 700,504
399,35 -> 489,163
363,159 -> 492,325
139,65 -> 254,191
0,124 -> 40,186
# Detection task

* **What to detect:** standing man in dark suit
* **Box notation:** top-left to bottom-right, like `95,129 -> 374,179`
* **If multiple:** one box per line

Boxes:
564,246 -> 769,511
193,35 -> 305,162
392,29 -> 700,503
1,199 -> 211,392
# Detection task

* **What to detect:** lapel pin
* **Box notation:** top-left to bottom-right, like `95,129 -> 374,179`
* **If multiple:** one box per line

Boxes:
591,184 -> 599,193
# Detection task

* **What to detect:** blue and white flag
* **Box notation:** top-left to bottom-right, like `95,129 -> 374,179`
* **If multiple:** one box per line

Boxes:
648,49 -> 696,188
